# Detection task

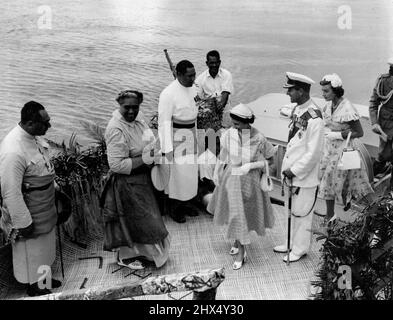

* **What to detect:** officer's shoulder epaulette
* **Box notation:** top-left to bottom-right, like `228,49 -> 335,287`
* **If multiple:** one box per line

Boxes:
307,107 -> 322,119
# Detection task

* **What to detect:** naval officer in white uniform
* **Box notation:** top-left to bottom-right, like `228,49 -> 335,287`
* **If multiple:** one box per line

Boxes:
273,72 -> 325,263
158,60 -> 199,223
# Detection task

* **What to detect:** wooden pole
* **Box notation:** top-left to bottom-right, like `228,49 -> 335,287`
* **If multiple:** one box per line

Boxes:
24,267 -> 225,300
164,49 -> 176,79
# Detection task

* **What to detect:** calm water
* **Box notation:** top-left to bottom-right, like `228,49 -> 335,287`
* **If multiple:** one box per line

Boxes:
1,0 -> 392,144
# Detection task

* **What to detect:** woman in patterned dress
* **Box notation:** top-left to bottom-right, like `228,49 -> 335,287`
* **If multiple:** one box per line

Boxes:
318,74 -> 374,226
207,103 -> 275,270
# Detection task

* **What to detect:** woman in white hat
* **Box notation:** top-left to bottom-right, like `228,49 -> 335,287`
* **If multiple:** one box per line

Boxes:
207,103 -> 275,270
318,74 -> 374,226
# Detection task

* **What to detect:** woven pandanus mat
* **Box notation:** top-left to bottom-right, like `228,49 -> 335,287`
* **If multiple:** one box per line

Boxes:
1,204 -> 325,300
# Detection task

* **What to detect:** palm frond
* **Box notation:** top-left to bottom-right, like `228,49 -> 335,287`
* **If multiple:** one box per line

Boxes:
80,120 -> 106,143
45,138 -> 64,150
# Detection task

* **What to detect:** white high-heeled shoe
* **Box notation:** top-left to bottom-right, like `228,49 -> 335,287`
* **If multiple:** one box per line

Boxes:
327,214 -> 337,228
232,251 -> 247,270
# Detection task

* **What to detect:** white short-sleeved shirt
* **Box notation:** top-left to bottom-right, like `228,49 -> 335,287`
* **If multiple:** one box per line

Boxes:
195,68 -> 233,101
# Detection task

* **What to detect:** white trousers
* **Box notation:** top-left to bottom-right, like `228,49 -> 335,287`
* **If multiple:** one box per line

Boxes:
285,186 -> 317,256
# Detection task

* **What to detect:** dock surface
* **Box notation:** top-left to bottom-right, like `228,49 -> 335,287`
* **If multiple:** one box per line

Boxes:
1,201 -> 354,300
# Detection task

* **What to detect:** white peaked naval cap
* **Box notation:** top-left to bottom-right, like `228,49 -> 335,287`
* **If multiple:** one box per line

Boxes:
283,72 -> 315,88
388,57 -> 393,66
230,103 -> 254,119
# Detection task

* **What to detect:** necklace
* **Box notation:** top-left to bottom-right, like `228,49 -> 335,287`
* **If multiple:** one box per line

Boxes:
331,98 -> 343,113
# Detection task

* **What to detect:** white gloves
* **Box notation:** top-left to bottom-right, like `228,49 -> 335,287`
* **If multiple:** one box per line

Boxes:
232,161 -> 266,176
325,131 -> 343,140
214,160 -> 267,184
236,163 -> 252,175
250,160 -> 266,171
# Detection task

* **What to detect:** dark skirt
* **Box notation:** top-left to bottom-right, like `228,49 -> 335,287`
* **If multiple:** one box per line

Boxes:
101,172 -> 168,251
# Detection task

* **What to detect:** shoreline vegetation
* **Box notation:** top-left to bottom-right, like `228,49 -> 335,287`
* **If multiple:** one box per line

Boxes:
1,112 -> 393,299
311,194 -> 393,300
48,123 -> 108,243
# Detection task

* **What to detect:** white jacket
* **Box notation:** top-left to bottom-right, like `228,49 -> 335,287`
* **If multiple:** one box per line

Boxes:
281,100 -> 325,188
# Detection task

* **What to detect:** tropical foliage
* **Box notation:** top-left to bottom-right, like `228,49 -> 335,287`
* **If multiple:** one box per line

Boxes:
311,194 -> 393,300
196,98 -> 224,132
49,121 -> 108,243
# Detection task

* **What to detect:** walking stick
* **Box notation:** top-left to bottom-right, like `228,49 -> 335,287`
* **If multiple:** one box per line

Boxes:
57,224 -> 65,279
164,49 -> 176,79
55,198 -> 65,279
286,178 -> 293,266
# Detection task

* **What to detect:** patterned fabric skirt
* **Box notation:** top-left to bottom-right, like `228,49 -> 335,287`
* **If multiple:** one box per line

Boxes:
102,172 -> 169,251
207,165 -> 275,245
318,138 -> 374,204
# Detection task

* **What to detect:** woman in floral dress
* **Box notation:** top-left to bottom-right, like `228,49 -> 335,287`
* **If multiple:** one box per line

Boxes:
318,74 -> 374,226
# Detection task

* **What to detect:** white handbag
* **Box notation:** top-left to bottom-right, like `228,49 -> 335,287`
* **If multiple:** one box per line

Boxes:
337,132 -> 361,170
260,160 -> 274,192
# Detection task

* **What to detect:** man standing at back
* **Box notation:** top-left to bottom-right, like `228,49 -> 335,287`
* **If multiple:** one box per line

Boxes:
195,50 -> 233,114
369,58 -> 393,179
158,60 -> 199,223
273,72 -> 324,263
195,50 -> 234,131
195,49 -> 234,177
0,101 -> 62,296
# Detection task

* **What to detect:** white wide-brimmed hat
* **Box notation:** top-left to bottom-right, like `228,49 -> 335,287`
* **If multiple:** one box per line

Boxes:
229,103 -> 254,120
151,164 -> 170,191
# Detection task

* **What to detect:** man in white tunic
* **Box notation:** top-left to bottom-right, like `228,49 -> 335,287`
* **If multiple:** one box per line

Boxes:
273,72 -> 325,263
0,101 -> 61,296
158,60 -> 199,223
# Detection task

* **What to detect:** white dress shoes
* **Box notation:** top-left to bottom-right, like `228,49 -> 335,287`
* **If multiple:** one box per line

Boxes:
232,251 -> 247,270
282,252 -> 306,263
273,244 -> 291,253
